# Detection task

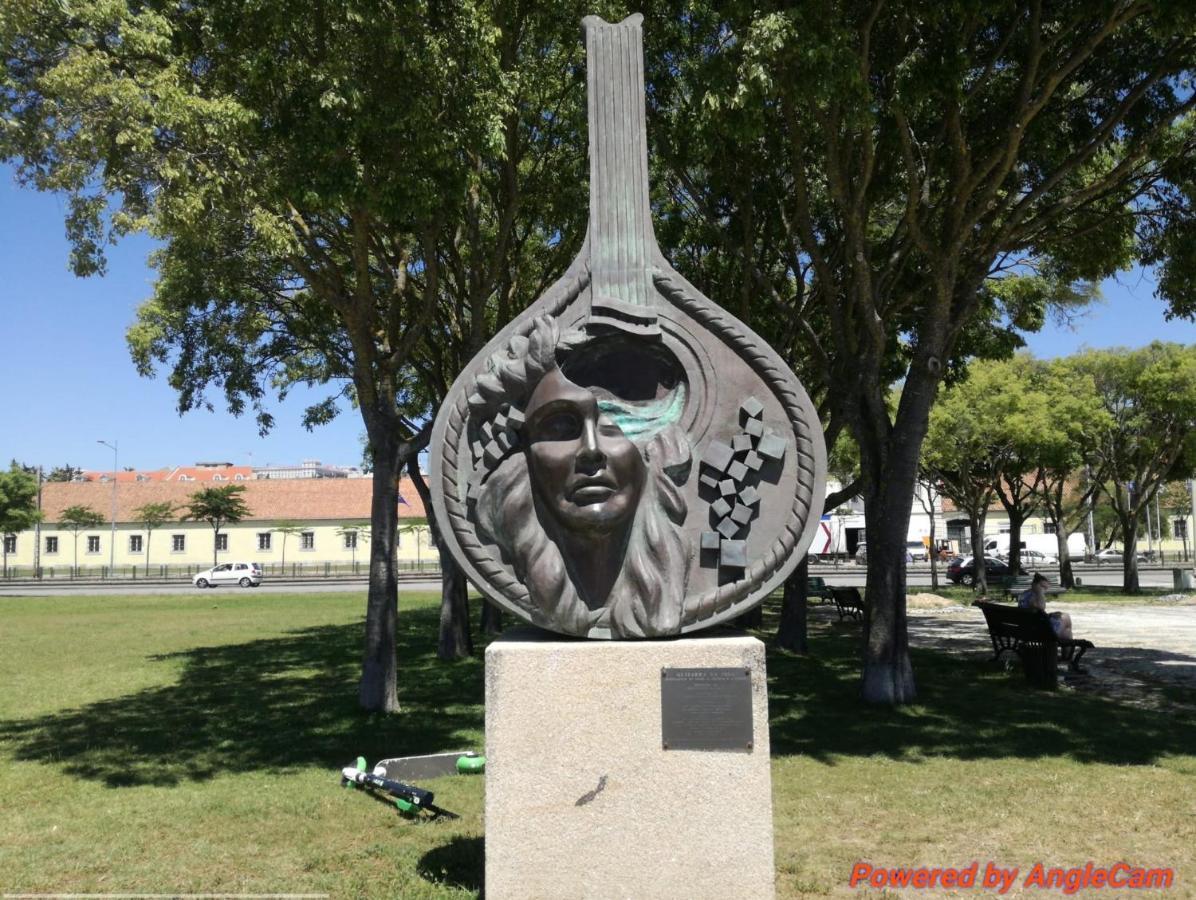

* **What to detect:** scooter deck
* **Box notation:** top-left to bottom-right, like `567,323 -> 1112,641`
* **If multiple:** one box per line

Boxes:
373,751 -> 482,782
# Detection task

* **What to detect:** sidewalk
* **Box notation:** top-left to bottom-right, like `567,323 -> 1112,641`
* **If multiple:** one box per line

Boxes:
902,598 -> 1196,709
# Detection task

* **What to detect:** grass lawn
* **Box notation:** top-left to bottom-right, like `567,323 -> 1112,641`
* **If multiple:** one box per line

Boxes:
1,590 -> 1193,898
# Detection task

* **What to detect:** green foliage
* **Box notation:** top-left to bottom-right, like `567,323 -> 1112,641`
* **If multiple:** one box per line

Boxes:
45,465 -> 82,483
57,505 -> 105,531
0,465 -> 40,536
1072,343 -> 1196,587
184,485 -> 250,565
183,486 -> 250,530
132,502 -> 176,530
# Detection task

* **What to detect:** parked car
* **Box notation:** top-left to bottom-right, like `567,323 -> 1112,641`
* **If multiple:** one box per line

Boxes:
1093,548 -> 1147,564
1000,549 -> 1058,567
945,555 -> 1017,586
193,561 -> 263,588
906,541 -> 930,562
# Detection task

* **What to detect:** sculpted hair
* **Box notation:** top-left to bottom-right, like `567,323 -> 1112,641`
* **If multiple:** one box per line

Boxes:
476,423 -> 692,638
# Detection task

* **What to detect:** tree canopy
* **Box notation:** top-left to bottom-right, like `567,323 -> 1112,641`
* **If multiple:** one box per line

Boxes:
647,0 -> 1196,702
183,485 -> 250,566
1074,342 -> 1196,591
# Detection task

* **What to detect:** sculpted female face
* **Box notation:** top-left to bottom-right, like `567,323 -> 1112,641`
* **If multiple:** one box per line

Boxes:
522,368 -> 646,534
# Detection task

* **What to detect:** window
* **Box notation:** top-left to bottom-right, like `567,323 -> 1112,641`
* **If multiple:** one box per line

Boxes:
216,533 -> 228,552
235,474 -> 244,481
212,474 -> 225,482
1044,522 -> 1058,535
129,534 -> 143,553
998,524 -> 1011,534
257,532 -> 272,551
300,531 -> 315,550
171,534 -> 186,552
1176,519 -> 1189,540
3,535 -> 15,554
45,536 -> 58,554
343,531 -> 357,550
86,535 -> 101,554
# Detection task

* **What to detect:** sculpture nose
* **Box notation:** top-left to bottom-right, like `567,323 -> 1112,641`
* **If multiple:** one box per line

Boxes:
576,418 -> 606,469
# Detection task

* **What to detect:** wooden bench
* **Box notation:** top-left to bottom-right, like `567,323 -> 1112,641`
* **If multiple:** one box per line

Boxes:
806,576 -> 834,604
1003,574 -> 1066,601
974,600 -> 1094,688
831,586 -> 865,622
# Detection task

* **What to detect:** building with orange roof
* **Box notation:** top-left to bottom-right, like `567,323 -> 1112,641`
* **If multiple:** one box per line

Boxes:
4,476 -> 433,577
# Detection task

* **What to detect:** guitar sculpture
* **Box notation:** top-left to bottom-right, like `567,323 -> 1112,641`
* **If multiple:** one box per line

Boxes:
429,14 -> 826,639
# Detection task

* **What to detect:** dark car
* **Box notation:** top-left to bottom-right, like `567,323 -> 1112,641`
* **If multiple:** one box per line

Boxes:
945,555 -> 1018,586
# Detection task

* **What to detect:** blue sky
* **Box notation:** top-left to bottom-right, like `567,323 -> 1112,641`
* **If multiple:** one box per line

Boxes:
3,163 -> 1196,473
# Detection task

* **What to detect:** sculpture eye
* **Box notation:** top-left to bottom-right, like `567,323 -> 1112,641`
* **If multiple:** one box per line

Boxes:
535,410 -> 582,442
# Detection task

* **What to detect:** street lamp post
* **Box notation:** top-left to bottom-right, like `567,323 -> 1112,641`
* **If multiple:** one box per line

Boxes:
97,440 -> 118,575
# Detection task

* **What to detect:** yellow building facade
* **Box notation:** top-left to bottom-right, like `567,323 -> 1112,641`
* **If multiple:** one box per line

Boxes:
3,478 -> 435,577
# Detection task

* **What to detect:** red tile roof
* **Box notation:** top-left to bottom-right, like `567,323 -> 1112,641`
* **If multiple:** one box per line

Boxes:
41,477 -> 427,524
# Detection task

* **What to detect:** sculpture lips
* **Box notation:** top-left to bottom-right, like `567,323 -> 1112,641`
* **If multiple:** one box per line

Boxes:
570,477 -> 616,504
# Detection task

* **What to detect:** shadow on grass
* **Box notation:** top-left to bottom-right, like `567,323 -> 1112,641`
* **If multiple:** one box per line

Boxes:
417,836 -> 484,894
758,605 -> 1196,767
4,598 -> 1194,791
0,604 -> 489,787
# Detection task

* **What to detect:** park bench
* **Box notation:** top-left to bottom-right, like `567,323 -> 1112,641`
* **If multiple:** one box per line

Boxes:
973,600 -> 1094,688
1003,574 -> 1066,601
806,576 -> 834,604
831,586 -> 865,622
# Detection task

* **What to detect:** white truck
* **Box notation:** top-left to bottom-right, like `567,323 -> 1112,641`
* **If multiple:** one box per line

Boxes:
982,532 -> 1086,560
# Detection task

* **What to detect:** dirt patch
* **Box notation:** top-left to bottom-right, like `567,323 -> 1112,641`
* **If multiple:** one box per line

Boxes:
906,592 -> 961,609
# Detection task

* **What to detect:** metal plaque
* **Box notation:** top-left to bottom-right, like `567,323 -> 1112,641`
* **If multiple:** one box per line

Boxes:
660,667 -> 754,752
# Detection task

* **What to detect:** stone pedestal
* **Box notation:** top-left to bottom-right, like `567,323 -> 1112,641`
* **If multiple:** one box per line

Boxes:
484,629 -> 776,899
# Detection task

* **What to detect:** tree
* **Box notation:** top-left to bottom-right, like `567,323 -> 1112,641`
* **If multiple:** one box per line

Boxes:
45,465 -> 83,483
1075,343 -> 1196,592
183,486 -> 250,567
272,520 -> 308,570
336,523 -> 369,570
0,465 -> 40,577
914,477 -> 943,591
923,358 -> 1054,592
58,505 -> 105,575
131,501 -> 176,576
1,0 -> 604,711
649,1 -> 1196,703
1031,358 -> 1109,587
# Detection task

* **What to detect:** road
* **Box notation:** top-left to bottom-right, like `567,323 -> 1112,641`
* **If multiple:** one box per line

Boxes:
0,579 -> 442,597
0,563 -> 1185,596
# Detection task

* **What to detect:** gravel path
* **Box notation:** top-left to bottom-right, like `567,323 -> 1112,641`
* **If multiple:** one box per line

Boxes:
903,599 -> 1196,708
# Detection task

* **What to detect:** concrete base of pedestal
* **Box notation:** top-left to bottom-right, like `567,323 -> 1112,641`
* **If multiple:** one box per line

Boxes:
484,628 -> 776,900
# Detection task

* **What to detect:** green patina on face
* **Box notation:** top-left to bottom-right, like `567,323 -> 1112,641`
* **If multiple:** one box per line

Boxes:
598,382 -> 686,444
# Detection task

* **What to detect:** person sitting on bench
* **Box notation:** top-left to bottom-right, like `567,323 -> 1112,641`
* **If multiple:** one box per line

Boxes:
1018,573 -> 1075,656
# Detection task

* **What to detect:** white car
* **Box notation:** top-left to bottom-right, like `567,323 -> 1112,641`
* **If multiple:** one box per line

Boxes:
1006,549 -> 1058,567
193,562 -> 263,588
1093,548 -> 1146,564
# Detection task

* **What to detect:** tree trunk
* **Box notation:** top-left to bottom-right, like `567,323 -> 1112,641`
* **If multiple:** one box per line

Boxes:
436,553 -> 472,660
775,556 -> 809,653
1120,514 -> 1141,594
359,440 -> 404,712
480,599 -> 504,635
405,455 -> 473,660
212,527 -> 219,567
858,440 -> 920,705
927,505 -> 939,591
145,533 -> 151,577
1055,528 -> 1076,589
969,510 -> 988,594
1006,512 -> 1024,577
